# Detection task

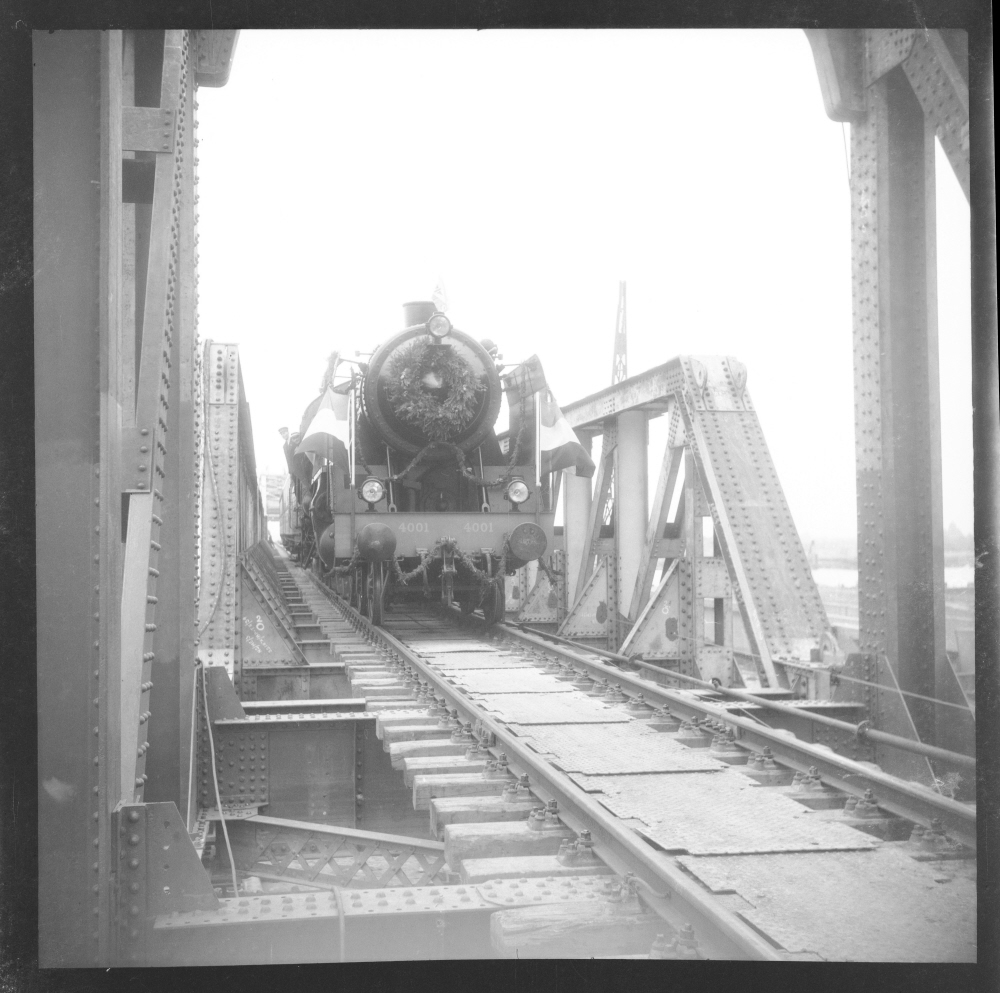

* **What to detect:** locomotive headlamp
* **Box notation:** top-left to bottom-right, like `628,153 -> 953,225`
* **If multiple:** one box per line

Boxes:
360,477 -> 385,504
506,477 -> 530,505
427,312 -> 452,339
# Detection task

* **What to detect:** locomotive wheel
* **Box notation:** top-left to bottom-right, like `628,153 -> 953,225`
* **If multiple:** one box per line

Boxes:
482,578 -> 505,626
367,564 -> 385,626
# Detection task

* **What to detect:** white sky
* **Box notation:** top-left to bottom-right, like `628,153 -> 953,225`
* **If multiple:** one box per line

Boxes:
196,29 -> 973,545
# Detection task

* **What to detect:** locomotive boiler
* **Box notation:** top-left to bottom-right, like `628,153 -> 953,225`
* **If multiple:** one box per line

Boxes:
281,301 -> 557,626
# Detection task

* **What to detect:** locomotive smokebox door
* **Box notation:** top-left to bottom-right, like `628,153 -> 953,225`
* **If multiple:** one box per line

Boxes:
362,326 -> 503,456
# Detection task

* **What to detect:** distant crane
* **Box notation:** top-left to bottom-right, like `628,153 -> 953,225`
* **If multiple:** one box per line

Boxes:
602,281 -> 628,531
611,281 -> 627,385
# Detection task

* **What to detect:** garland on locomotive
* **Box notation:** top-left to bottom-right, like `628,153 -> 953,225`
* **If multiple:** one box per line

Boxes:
280,301 -> 560,626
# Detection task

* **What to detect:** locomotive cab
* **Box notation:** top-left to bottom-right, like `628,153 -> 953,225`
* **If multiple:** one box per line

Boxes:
292,301 -> 557,626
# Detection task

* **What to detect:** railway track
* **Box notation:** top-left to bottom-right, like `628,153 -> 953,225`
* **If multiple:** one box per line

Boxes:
239,554 -> 976,962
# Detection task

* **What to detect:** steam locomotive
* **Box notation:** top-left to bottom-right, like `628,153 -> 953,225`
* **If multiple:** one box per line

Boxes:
280,301 -> 556,626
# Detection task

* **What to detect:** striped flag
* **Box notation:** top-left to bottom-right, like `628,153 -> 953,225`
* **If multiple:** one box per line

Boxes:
503,356 -> 594,477
539,386 -> 595,478
295,386 -> 350,469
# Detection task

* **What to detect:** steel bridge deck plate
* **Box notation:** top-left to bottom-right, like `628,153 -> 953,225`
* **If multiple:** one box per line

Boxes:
336,874 -> 613,916
506,722 -> 728,774
571,772 -> 878,855
429,657 -> 537,671
442,670 -> 576,694
419,652 -> 536,669
675,848 -> 976,961
408,642 -> 500,654
474,693 -> 633,725
154,891 -> 339,930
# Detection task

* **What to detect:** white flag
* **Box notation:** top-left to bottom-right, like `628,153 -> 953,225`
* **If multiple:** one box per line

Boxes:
432,278 -> 448,313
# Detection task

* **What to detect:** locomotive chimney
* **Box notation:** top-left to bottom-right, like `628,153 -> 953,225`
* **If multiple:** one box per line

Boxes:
402,301 -> 437,328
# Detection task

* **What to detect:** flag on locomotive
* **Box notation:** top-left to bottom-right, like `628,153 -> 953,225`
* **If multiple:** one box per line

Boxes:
500,354 -> 595,479
279,300 -> 591,627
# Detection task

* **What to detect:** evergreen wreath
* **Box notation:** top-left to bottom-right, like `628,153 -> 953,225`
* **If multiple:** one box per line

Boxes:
385,338 -> 485,442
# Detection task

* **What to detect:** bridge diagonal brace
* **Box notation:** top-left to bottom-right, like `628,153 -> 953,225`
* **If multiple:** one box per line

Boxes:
627,439 -> 684,625
677,403 -> 779,688
902,30 -> 969,200
572,438 -> 615,599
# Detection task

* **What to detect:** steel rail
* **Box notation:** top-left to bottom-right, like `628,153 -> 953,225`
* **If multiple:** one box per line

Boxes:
503,624 -> 976,850
376,630 -> 784,960
311,582 -> 784,960
517,624 -> 977,771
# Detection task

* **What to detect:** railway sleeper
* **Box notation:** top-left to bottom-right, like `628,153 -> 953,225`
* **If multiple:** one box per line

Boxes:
343,660 -> 395,673
390,739 -> 470,769
382,723 -> 454,749
403,756 -> 489,785
429,795 -> 540,838
460,855 -> 616,883
352,685 -> 412,700
371,710 -> 435,733
443,818 -> 576,866
366,699 -> 432,713
413,773 -> 513,810
349,675 -> 408,688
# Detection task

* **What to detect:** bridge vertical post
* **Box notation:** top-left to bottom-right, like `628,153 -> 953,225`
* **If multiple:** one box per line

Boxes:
562,434 -> 593,605
615,410 -> 649,633
807,27 -> 974,755
852,55 -> 946,746
146,36 -> 198,814
197,343 -> 241,689
34,29 -> 125,967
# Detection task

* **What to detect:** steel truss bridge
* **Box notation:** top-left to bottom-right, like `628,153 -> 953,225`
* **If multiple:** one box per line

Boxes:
29,27 -> 991,967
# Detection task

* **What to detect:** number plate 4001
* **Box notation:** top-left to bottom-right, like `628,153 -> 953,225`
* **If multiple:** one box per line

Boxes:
395,521 -> 494,533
